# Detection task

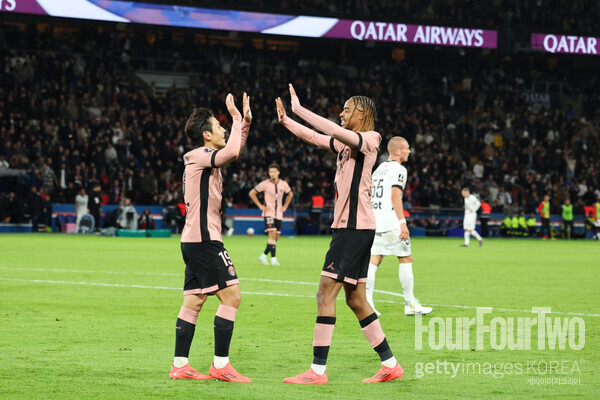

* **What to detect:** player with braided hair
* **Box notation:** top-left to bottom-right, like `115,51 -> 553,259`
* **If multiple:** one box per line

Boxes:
276,84 -> 404,384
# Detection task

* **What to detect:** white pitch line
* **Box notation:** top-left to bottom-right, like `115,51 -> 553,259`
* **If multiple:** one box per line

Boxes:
0,266 -> 180,277
0,267 -> 318,285
0,278 -> 338,301
1,268 -> 599,317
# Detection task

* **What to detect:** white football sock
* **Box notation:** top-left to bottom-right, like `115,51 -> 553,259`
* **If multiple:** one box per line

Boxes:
382,356 -> 398,368
471,230 -> 482,241
311,363 -> 326,375
464,232 -> 470,246
366,263 -> 378,307
398,263 -> 414,305
213,356 -> 229,369
173,357 -> 188,368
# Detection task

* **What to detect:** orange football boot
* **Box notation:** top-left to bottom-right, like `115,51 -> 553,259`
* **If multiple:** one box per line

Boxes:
362,363 -> 404,383
170,364 -> 212,380
283,368 -> 328,384
209,363 -> 252,383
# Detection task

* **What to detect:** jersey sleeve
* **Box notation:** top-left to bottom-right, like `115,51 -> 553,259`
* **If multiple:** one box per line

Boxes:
255,180 -> 266,193
359,130 -> 382,153
392,165 -> 407,190
283,181 -> 291,194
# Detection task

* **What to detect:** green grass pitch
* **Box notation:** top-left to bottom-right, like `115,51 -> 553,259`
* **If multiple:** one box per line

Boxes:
0,234 -> 598,399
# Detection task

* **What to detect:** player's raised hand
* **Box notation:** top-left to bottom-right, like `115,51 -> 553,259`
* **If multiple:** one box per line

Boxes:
243,92 -> 252,124
225,93 -> 241,118
275,97 -> 286,124
289,83 -> 300,110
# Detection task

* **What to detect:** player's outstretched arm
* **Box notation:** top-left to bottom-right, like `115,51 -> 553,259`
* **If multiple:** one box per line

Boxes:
213,93 -> 243,167
276,97 -> 332,151
288,84 -> 363,151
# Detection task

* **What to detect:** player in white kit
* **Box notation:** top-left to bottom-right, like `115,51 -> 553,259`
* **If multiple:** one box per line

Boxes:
461,188 -> 483,247
366,137 -> 432,316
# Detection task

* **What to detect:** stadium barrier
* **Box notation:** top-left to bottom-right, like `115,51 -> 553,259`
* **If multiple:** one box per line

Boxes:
51,204 -> 163,232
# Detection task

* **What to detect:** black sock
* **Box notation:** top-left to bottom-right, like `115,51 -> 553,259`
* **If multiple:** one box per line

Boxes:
175,318 -> 196,358
313,316 -> 336,365
264,244 -> 270,255
271,245 -> 276,257
214,315 -> 234,357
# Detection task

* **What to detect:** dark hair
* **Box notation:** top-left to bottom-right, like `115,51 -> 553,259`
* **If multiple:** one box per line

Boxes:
185,108 -> 214,147
268,164 -> 280,171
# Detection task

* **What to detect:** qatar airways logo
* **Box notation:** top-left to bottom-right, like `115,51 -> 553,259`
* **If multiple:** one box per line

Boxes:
349,21 -> 487,48
532,33 -> 599,55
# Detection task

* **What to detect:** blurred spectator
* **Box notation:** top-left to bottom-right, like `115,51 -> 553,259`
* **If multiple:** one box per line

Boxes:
28,186 -> 44,232
88,183 -> 102,229
117,198 -> 138,230
2,192 -> 22,223
74,188 -> 88,233
138,208 -> 156,230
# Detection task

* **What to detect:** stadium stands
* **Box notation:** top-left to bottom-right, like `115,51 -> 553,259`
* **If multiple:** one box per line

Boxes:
0,3 -> 599,234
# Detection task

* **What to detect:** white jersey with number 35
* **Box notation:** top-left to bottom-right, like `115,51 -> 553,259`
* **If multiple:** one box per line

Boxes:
371,161 -> 407,233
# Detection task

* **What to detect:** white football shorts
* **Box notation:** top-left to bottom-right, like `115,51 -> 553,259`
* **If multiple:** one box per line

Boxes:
371,229 -> 411,257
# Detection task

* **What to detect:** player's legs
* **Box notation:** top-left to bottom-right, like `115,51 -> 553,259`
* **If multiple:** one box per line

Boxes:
260,217 -> 276,264
173,294 -> 207,367
344,282 -> 403,382
366,255 -> 383,314
269,229 -> 280,265
397,255 -> 415,305
284,276 -> 342,384
208,284 -> 251,382
397,255 -> 432,315
312,277 -> 344,373
213,285 -> 241,367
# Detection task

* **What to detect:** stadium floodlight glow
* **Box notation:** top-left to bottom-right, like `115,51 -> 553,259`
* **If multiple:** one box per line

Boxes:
531,33 -> 599,55
2,0 -> 497,49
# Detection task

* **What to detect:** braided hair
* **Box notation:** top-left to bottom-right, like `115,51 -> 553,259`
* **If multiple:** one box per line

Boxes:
350,95 -> 377,132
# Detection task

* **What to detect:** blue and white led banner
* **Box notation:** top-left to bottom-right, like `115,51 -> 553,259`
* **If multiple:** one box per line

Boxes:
2,0 -> 498,49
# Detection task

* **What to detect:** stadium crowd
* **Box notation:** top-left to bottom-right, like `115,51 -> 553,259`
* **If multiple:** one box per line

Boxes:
0,21 -> 599,230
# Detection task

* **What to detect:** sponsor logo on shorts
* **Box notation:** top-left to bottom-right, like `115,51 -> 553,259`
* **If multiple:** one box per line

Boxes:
327,262 -> 335,270
228,266 -> 236,276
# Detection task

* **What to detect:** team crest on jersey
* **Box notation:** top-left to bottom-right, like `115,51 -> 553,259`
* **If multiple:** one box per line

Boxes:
228,266 -> 236,276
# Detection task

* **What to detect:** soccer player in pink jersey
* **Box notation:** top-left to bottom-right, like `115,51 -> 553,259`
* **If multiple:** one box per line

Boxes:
169,93 -> 252,383
249,164 -> 294,266
276,84 -> 404,384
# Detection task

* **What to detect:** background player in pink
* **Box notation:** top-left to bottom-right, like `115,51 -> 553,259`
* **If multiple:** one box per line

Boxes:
249,164 -> 294,266
170,93 -> 252,383
276,84 -> 404,384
